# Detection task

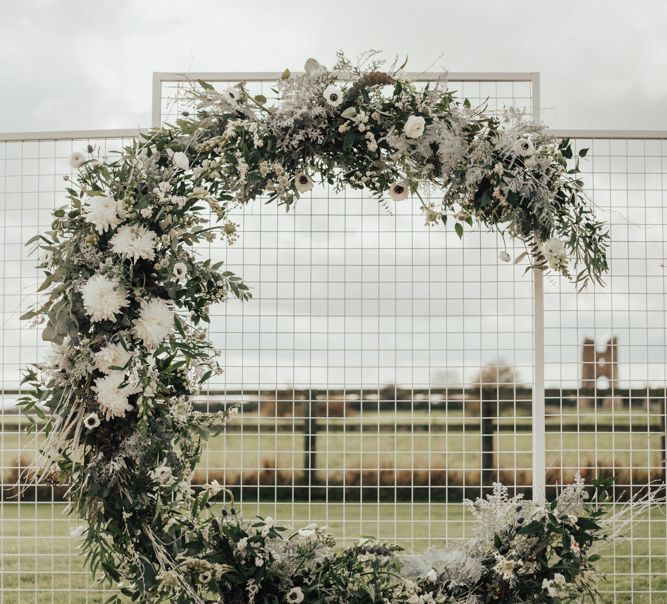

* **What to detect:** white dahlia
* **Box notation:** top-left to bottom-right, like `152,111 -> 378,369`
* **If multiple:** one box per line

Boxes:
93,372 -> 136,419
110,224 -> 158,262
81,275 -> 128,322
403,115 -> 426,139
133,298 -> 174,350
95,342 -> 132,373
294,172 -> 314,193
388,182 -> 409,201
83,195 -> 122,234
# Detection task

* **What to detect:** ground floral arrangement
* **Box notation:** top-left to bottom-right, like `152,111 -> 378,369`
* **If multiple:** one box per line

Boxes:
20,53 -> 615,602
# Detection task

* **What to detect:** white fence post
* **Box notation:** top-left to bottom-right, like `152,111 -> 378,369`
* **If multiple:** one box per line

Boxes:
532,269 -> 546,504
530,72 -> 546,504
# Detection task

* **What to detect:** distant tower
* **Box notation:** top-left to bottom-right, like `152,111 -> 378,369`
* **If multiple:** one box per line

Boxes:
581,337 -> 618,390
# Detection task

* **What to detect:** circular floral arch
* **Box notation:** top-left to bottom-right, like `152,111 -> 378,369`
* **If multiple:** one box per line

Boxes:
22,55 -> 610,603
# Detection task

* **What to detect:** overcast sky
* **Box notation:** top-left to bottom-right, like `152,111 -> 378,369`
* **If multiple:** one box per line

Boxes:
1,0 -> 666,133
1,1 -> 665,392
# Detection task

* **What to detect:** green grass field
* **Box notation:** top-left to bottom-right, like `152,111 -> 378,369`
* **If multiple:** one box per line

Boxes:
2,409 -> 663,482
0,502 -> 666,603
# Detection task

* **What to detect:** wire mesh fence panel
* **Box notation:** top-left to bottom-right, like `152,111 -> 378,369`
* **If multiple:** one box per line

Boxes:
544,133 -> 667,602
0,134 -> 136,603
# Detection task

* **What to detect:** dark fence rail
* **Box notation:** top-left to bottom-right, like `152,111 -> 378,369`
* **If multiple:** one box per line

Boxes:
2,386 -> 665,499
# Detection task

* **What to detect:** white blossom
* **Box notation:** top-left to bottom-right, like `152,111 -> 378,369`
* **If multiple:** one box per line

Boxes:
93,371 -> 136,419
110,224 -> 158,262
81,275 -> 128,322
83,195 -> 123,234
172,151 -> 190,171
541,237 -> 568,271
69,150 -> 86,169
95,342 -> 132,373
172,262 -> 188,280
404,115 -> 426,139
150,465 -> 176,486
513,138 -> 535,158
83,413 -> 101,430
388,182 -> 409,201
286,587 -> 305,603
295,172 -> 314,193
133,298 -> 174,350
323,84 -> 344,107
499,250 -> 512,263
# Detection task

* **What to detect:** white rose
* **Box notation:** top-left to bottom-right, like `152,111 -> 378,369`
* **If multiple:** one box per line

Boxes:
172,152 -> 189,171
403,115 -> 426,139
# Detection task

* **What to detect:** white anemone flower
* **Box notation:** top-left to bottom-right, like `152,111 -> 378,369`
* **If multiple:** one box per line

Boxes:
68,150 -> 87,169
94,342 -> 132,374
110,224 -> 158,262
172,151 -> 190,171
83,412 -> 101,430
93,372 -> 136,419
304,57 -> 327,77
83,195 -> 122,234
294,172 -> 314,193
81,275 -> 128,323
286,587 -> 305,603
133,298 -> 174,350
403,115 -> 426,139
388,182 -> 410,202
323,84 -> 344,107
513,138 -> 535,158
499,250 -> 512,263
172,262 -> 188,280
221,86 -> 239,105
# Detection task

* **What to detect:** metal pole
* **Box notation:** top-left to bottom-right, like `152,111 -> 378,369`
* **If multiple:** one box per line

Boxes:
532,268 -> 546,504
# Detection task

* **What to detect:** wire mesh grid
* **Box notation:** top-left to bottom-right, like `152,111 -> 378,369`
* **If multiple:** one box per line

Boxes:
0,73 -> 664,602
543,134 -> 667,601
0,136 -> 132,603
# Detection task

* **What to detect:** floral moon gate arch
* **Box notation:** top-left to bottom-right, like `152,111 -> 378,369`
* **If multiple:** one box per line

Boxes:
22,55 -> 612,603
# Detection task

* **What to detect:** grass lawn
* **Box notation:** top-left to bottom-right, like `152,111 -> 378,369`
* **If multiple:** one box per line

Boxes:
0,502 -> 665,603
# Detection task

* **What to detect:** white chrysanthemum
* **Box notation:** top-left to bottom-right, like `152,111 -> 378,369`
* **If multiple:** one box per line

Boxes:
83,195 -> 122,234
294,172 -> 314,193
110,224 -> 158,262
133,298 -> 174,349
93,372 -> 135,419
403,115 -> 426,139
172,151 -> 189,171
69,150 -> 86,169
95,342 -> 132,373
388,182 -> 409,202
81,275 -> 128,322
323,84 -> 344,107
513,138 -> 535,158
